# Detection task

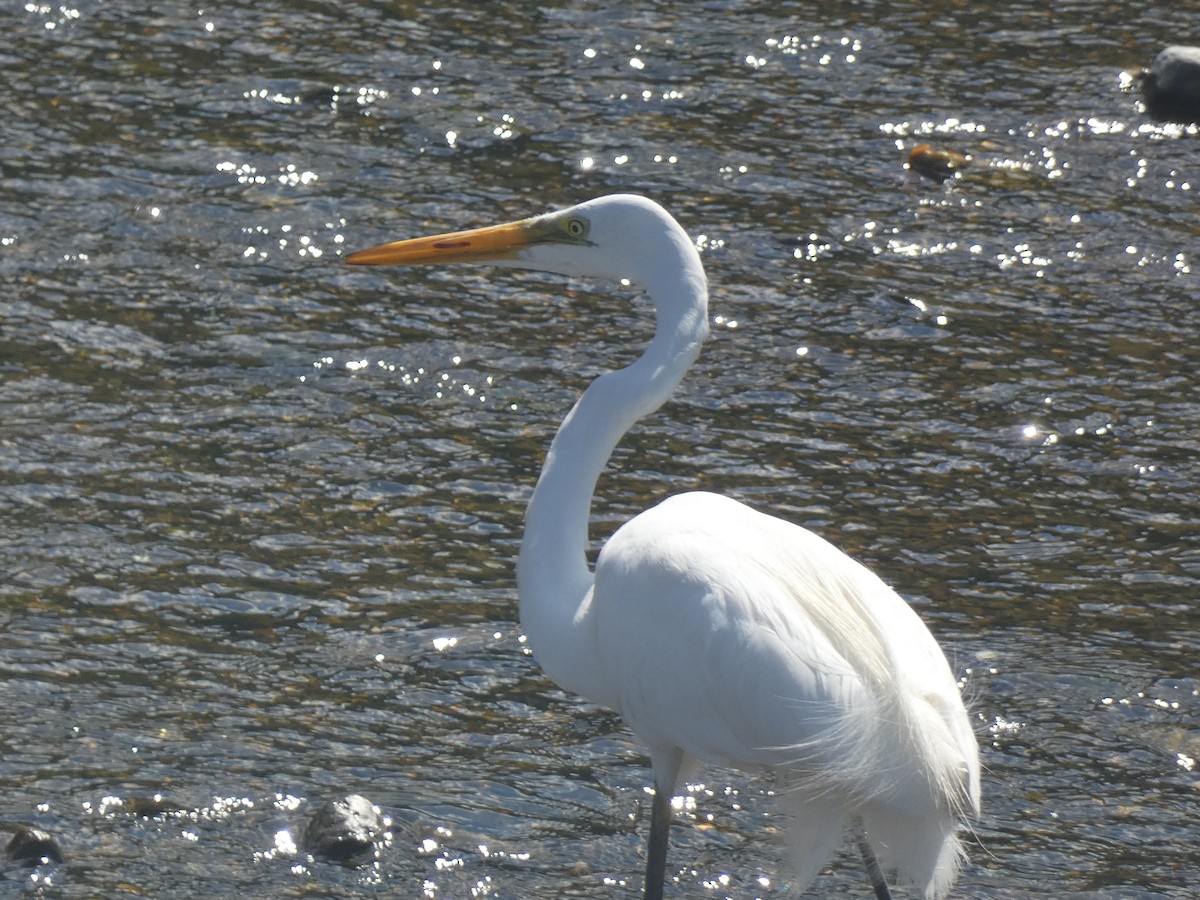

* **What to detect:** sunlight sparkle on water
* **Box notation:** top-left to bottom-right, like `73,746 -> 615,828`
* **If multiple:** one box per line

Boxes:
244,223 -> 334,261
702,872 -> 733,889
205,796 -> 256,819
244,88 -> 298,105
272,829 -> 297,856
764,33 -> 862,59
794,232 -> 831,262
278,163 -> 318,187
216,160 -> 265,185
273,793 -> 303,811
880,117 -> 987,137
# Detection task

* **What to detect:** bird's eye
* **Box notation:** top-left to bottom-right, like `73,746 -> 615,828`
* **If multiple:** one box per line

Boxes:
565,217 -> 587,238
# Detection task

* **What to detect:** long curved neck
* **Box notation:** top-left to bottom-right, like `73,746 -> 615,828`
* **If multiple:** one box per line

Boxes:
516,269 -> 708,703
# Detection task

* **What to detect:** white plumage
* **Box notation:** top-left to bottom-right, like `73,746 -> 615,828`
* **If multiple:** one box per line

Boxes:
348,194 -> 980,898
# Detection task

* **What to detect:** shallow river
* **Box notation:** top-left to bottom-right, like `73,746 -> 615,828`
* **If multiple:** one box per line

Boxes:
2,1 -> 1198,897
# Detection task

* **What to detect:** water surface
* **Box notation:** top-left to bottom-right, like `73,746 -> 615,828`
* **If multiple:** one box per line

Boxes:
2,1 -> 1198,897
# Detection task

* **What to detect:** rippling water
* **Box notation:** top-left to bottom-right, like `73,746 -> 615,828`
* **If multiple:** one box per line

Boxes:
2,1 -> 1198,897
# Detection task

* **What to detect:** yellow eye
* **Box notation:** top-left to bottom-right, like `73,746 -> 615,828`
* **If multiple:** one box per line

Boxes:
565,217 -> 588,238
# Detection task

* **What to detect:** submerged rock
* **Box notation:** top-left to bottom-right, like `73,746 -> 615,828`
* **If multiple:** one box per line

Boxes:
302,794 -> 385,864
125,794 -> 184,818
906,143 -> 972,181
5,826 -> 64,866
1141,46 -> 1200,124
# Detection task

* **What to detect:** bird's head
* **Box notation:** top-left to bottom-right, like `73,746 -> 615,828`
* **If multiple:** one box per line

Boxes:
346,194 -> 704,297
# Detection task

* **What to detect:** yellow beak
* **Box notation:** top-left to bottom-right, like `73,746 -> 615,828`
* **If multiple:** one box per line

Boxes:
345,219 -> 534,267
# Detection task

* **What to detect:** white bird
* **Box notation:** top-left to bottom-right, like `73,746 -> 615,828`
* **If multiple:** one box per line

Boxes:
346,194 -> 980,899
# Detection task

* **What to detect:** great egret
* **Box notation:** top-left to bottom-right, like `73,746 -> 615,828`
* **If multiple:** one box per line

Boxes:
346,195 -> 980,899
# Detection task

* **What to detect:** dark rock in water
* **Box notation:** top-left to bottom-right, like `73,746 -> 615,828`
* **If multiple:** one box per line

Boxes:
125,794 -> 184,818
1141,46 -> 1200,124
302,794 -> 385,864
907,144 -> 971,181
299,85 -> 339,108
5,826 -> 64,866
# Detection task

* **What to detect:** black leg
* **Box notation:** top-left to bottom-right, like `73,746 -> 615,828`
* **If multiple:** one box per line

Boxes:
643,785 -> 672,900
856,831 -> 893,900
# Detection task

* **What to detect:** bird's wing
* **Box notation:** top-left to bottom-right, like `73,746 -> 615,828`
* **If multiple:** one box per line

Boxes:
591,491 -> 975,811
